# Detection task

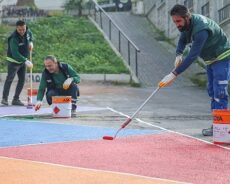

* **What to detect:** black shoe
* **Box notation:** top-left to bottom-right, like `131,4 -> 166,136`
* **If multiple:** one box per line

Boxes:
12,99 -> 24,106
71,109 -> 77,117
202,125 -> 213,136
1,98 -> 8,105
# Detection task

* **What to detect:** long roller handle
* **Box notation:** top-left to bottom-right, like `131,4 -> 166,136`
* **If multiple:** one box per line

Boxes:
103,87 -> 161,140
131,87 -> 160,119
121,87 -> 160,129
30,51 -> 33,104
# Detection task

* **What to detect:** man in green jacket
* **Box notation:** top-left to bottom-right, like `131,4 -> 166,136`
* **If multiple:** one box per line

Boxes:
1,20 -> 33,106
34,55 -> 80,116
159,4 -> 230,136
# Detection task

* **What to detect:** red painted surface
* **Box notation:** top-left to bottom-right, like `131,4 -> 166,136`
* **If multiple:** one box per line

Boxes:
0,133 -> 229,184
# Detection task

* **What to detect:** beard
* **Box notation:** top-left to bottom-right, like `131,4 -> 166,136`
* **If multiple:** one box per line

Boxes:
178,18 -> 189,32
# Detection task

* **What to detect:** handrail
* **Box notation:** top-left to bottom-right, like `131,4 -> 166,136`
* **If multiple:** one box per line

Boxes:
93,0 -> 140,52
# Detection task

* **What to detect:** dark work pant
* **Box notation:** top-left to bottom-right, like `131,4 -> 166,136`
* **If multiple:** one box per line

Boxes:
2,62 -> 26,100
46,84 -> 79,110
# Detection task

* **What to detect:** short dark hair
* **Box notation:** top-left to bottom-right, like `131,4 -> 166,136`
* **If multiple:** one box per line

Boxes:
16,20 -> 26,26
170,4 -> 191,17
45,55 -> 57,62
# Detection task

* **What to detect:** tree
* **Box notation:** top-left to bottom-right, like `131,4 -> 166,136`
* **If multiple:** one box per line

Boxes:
64,0 -> 84,16
16,0 -> 36,8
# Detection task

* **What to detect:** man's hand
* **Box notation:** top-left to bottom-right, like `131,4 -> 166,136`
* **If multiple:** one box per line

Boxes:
35,101 -> 42,111
158,72 -> 176,88
63,78 -> 73,90
29,42 -> 33,51
25,60 -> 33,69
174,55 -> 183,68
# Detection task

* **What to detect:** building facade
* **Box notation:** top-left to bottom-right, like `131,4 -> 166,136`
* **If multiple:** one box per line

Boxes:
132,0 -> 230,39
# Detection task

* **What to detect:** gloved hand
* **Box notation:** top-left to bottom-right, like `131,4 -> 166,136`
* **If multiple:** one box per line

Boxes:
174,55 -> 183,68
35,101 -> 42,111
158,72 -> 177,88
25,60 -> 33,69
63,78 -> 73,90
29,42 -> 33,51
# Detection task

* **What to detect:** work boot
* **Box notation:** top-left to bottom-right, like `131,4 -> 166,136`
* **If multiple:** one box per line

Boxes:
71,109 -> 77,117
202,125 -> 213,136
1,98 -> 8,105
12,99 -> 24,106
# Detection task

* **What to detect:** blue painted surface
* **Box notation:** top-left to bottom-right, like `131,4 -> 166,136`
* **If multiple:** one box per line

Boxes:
0,120 -> 164,147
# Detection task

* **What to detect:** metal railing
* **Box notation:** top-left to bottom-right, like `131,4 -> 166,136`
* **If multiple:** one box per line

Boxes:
89,0 -> 140,78
218,4 -> 230,23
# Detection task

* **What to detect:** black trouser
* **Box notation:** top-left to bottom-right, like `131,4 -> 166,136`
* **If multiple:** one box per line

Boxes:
46,84 -> 79,110
2,62 -> 26,100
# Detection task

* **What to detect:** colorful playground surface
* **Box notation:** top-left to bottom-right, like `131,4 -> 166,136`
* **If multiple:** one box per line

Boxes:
0,104 -> 230,184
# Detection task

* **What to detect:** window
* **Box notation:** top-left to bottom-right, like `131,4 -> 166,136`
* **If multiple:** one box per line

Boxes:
201,3 -> 210,17
218,4 -> 230,23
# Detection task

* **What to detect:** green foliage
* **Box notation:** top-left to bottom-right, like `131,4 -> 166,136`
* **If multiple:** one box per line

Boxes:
64,0 -> 83,9
0,16 -> 128,74
189,73 -> 207,88
28,16 -> 128,74
64,0 -> 85,16
0,25 -> 14,72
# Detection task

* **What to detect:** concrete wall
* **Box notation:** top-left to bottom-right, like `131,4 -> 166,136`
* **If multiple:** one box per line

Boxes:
134,0 -> 230,39
0,73 -> 131,83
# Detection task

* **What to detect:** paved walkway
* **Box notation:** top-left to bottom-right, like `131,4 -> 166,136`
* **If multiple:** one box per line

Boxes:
95,12 -> 198,87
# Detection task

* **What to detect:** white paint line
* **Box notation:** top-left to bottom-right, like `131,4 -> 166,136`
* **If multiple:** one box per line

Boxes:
0,155 -> 190,184
107,107 -> 130,118
0,106 -> 108,118
107,107 -> 230,150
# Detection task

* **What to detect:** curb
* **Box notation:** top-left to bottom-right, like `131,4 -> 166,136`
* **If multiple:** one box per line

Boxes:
0,73 -> 132,83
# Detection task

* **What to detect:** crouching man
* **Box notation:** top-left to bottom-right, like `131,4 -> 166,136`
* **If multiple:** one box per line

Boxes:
35,55 -> 80,116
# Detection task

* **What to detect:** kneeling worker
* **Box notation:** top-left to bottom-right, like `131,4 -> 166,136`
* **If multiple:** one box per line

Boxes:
35,55 -> 80,116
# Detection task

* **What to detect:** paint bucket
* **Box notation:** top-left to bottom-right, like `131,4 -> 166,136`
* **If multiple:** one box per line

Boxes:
213,110 -> 230,145
27,88 -> 38,105
52,96 -> 72,118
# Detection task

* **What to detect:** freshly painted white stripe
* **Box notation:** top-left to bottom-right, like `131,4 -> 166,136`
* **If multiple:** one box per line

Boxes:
107,107 -> 130,118
107,107 -> 230,150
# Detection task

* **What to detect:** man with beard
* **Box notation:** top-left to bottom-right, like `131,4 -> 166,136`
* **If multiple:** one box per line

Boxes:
158,4 -> 230,136
34,55 -> 80,117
